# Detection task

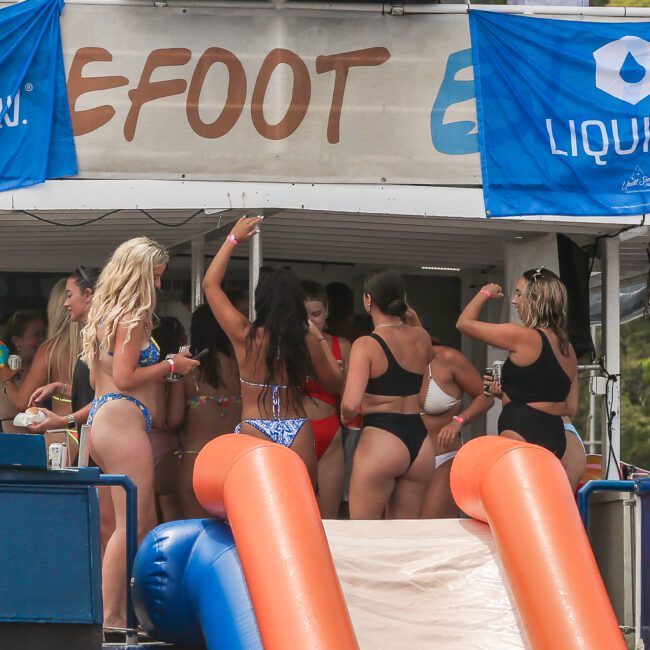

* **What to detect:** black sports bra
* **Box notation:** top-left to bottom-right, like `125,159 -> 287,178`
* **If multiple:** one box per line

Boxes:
365,333 -> 424,397
501,329 -> 571,404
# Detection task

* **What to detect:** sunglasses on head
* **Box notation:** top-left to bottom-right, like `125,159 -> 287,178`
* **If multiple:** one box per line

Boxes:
76,265 -> 92,287
530,267 -> 545,282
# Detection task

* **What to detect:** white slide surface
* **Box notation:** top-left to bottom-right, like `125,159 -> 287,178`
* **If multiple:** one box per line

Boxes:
324,519 -> 529,650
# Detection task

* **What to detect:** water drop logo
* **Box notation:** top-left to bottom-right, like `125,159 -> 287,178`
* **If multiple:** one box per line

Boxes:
594,36 -> 650,105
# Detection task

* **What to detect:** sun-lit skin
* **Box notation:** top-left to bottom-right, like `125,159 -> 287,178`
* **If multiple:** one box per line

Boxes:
64,276 -> 92,324
511,276 -> 527,321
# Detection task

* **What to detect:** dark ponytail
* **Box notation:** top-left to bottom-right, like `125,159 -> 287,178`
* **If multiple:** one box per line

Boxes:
364,270 -> 408,318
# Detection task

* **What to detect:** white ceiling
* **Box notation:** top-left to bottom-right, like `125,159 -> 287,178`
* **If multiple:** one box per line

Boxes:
0,208 -> 647,277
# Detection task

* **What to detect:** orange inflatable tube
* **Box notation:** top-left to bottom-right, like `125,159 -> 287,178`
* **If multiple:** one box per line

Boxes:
450,436 -> 624,650
193,434 -> 359,650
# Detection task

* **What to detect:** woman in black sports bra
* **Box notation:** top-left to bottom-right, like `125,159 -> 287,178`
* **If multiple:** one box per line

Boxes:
341,270 -> 434,519
457,267 -> 578,462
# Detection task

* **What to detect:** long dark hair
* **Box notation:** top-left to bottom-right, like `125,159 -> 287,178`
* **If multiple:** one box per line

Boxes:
364,269 -> 408,318
247,267 -> 309,414
152,316 -> 186,359
190,303 -> 234,389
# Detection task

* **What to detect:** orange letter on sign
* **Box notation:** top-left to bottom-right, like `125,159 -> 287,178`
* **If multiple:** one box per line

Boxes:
316,47 -> 390,144
186,48 -> 246,139
251,49 -> 311,141
67,48 -> 129,136
124,48 -> 191,142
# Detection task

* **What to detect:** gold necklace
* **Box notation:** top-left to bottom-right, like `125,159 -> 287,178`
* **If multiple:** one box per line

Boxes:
375,321 -> 403,329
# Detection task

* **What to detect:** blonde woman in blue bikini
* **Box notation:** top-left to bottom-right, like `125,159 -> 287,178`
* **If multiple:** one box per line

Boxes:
167,303 -> 242,518
82,237 -> 199,630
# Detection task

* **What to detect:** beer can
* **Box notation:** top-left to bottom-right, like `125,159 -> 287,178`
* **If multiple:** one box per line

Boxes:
492,360 -> 505,385
7,355 -> 22,371
48,443 -> 65,469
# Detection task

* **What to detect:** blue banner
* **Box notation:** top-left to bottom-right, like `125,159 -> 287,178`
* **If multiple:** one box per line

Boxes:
0,0 -> 77,192
470,10 -> 650,217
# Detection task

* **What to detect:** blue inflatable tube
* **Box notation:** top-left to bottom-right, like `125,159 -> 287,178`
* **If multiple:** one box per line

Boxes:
132,519 -> 262,650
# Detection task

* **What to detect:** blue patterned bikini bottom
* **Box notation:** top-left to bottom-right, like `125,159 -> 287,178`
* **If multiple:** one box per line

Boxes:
88,393 -> 152,433
235,418 -> 308,448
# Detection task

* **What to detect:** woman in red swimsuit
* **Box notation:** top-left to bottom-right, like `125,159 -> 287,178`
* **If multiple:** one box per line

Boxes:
302,281 -> 351,518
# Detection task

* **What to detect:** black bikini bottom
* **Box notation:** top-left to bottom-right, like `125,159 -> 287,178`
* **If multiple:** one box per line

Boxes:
498,402 -> 566,459
363,412 -> 428,466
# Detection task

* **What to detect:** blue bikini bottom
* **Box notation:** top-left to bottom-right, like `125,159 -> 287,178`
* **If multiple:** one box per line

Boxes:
235,418 -> 308,448
88,393 -> 152,433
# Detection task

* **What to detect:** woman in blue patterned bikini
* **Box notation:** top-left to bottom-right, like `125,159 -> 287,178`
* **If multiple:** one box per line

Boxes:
203,216 -> 342,488
81,237 -> 199,630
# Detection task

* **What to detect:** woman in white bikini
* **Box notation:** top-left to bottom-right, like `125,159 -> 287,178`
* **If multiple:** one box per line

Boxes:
419,342 -> 494,518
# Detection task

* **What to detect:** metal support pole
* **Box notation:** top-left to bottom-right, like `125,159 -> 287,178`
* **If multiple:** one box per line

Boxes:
190,235 -> 205,311
249,226 -> 263,321
602,236 -> 621,480
634,493 -> 642,650
98,474 -> 139,644
587,325 -> 599,455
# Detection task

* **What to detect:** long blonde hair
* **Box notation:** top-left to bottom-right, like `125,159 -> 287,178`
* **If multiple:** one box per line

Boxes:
82,237 -> 169,367
519,267 -> 570,356
45,278 -> 80,383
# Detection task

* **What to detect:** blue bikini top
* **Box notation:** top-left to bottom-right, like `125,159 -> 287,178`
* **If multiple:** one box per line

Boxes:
138,338 -> 160,367
108,336 -> 160,367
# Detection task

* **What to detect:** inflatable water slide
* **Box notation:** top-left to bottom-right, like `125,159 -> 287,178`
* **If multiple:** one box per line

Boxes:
132,435 -> 625,650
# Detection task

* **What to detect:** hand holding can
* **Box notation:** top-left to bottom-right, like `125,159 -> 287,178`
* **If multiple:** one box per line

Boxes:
492,360 -> 505,386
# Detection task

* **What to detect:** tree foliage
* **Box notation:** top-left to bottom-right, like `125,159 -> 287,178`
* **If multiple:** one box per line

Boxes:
620,317 -> 650,469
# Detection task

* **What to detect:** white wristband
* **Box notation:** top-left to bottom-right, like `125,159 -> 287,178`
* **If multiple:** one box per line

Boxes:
166,357 -> 175,376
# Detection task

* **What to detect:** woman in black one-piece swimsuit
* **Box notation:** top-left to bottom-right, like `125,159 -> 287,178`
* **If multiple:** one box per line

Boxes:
456,267 -> 579,464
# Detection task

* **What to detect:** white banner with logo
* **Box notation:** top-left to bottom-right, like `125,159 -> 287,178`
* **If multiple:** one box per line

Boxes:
55,7 -> 482,184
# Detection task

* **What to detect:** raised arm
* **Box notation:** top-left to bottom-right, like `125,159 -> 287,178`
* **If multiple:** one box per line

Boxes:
404,306 -> 423,328
112,320 -> 198,392
203,216 -> 263,346
340,337 -> 371,424
338,337 -> 352,379
456,283 -> 528,352
306,321 -> 343,394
